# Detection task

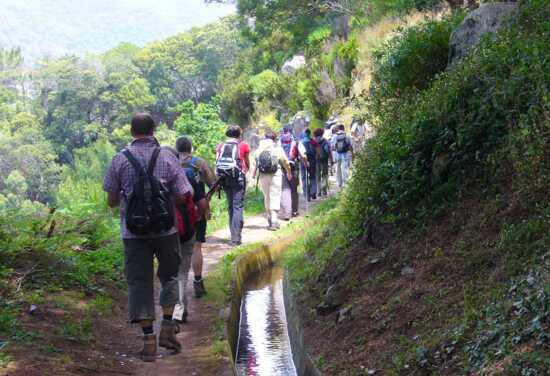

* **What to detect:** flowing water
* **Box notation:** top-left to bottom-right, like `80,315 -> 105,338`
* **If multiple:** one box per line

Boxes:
235,266 -> 298,376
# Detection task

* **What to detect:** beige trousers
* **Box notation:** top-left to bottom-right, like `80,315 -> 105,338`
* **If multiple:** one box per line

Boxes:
259,170 -> 282,225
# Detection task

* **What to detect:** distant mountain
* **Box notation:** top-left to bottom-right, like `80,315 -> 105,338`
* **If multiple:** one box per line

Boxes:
0,0 -> 235,64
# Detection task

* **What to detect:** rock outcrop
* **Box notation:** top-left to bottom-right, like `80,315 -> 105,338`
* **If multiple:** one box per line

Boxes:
448,2 -> 518,65
281,55 -> 306,74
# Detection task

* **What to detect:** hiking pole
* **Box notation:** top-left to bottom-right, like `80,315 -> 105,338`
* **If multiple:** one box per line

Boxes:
304,162 -> 309,213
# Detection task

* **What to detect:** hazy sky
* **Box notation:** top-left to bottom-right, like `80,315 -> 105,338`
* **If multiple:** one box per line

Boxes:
0,0 -> 235,62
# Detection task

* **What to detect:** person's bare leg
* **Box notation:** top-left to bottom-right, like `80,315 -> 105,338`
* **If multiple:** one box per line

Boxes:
192,242 -> 203,278
192,242 -> 207,298
162,306 -> 174,317
140,319 -> 154,329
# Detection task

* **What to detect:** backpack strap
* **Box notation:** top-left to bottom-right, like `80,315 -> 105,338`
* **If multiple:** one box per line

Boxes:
122,149 -> 146,176
190,156 -> 199,171
147,147 -> 161,176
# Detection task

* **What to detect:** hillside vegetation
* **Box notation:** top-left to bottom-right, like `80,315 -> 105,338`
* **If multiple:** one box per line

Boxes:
284,0 -> 550,374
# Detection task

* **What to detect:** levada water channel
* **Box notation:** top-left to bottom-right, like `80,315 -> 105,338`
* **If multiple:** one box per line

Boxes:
234,266 -> 298,376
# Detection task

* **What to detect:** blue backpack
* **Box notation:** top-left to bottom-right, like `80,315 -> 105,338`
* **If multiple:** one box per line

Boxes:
183,156 -> 201,186
300,137 -> 315,161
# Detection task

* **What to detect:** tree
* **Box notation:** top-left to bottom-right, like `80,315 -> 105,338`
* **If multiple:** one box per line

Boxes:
134,16 -> 243,122
0,112 -> 61,203
34,56 -> 106,162
173,100 -> 226,163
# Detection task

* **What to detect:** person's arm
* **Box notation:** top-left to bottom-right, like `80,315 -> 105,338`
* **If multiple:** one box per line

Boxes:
198,158 -> 217,188
107,191 -> 121,208
279,149 -> 292,181
251,148 -> 259,179
103,155 -> 122,208
252,164 -> 258,179
243,143 -> 251,172
298,142 -> 310,168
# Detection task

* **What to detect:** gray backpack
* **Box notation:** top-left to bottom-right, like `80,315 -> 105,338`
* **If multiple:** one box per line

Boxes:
257,148 -> 278,174
335,133 -> 350,154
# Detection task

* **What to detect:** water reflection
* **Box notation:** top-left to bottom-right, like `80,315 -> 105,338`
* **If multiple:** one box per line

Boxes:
235,266 -> 297,376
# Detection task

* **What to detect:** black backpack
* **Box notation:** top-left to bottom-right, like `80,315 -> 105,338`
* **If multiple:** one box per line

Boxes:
335,133 -> 350,154
301,137 -> 316,162
123,147 -> 175,235
257,148 -> 279,174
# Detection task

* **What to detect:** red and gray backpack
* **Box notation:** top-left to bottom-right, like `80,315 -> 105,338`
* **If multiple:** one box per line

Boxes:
216,141 -> 242,184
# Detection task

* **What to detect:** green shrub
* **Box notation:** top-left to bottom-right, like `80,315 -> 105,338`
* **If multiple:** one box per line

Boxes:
249,70 -> 284,101
370,13 -> 464,105
344,0 -> 550,230
307,26 -> 332,55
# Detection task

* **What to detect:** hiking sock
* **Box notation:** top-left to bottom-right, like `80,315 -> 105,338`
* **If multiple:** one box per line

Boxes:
194,276 -> 202,281
163,314 -> 173,321
142,325 -> 154,335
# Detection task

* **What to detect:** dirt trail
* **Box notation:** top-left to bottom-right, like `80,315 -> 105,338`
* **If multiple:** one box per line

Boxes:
103,190 -> 323,376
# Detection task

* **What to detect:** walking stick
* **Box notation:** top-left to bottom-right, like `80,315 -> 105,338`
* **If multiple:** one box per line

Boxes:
304,161 -> 310,213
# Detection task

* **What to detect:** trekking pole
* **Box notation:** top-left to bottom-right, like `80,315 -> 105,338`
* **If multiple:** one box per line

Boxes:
304,162 -> 309,213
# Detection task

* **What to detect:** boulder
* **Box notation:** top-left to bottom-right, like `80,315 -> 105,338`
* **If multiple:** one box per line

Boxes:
333,57 -> 347,82
332,15 -> 350,39
281,55 -> 306,75
316,70 -> 337,105
448,2 -> 518,66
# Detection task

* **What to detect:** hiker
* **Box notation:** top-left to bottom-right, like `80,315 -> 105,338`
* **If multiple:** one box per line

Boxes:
332,123 -> 354,188
216,125 -> 250,246
103,113 -> 192,362
298,128 -> 318,201
279,125 -> 300,219
165,146 -> 202,324
324,115 -> 338,142
350,118 -> 366,153
314,128 -> 332,196
252,130 -> 293,230
176,136 -> 217,298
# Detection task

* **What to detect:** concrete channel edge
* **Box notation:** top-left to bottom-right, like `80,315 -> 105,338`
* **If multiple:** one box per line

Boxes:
226,230 -> 322,376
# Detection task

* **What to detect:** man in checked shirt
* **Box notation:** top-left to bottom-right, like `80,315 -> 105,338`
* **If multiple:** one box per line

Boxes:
103,113 -> 193,362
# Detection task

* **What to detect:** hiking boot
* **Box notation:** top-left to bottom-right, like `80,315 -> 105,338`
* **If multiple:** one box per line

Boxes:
158,320 -> 181,352
267,216 -> 272,228
140,333 -> 157,362
193,279 -> 207,298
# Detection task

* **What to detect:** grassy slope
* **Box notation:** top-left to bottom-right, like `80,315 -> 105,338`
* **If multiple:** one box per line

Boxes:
0,189 -> 264,373
287,180 -> 549,374
0,207 -> 126,373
